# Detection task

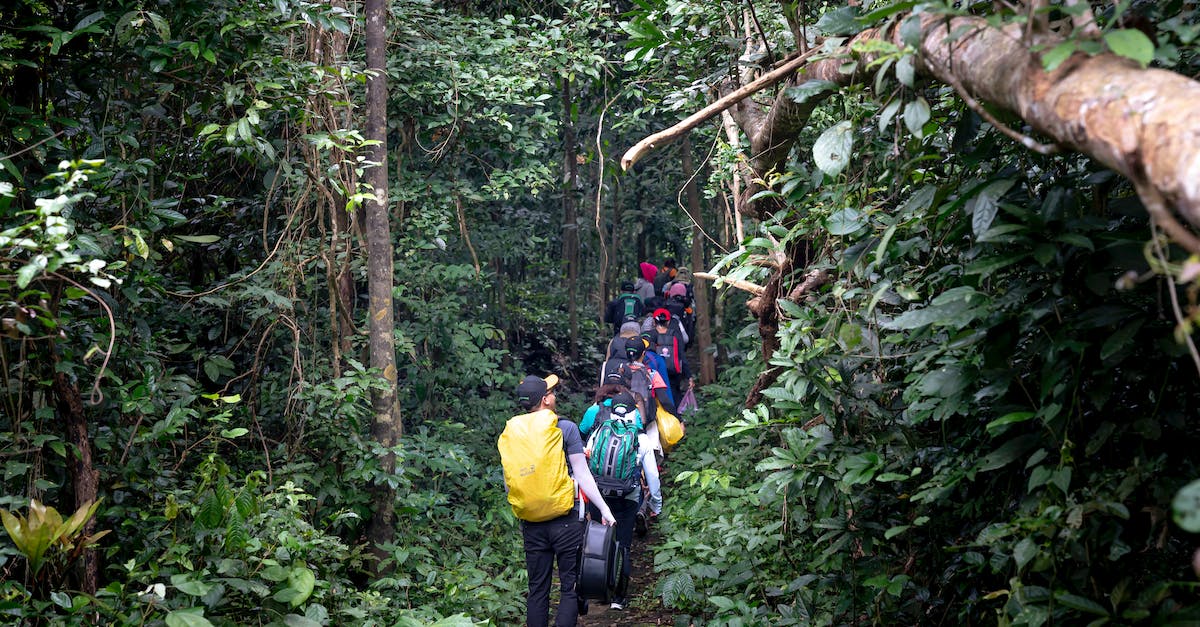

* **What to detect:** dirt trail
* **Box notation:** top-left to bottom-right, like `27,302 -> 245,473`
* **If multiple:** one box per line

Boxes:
578,523 -> 675,626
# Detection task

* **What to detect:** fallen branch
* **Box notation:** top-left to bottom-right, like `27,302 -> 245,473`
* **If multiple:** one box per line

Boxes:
694,271 -> 765,295
620,47 -> 823,171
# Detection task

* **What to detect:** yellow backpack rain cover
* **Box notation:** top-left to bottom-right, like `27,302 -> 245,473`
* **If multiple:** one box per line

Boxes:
498,409 -> 576,522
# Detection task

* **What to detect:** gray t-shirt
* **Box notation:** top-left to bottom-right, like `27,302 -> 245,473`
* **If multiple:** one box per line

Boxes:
558,418 -> 584,457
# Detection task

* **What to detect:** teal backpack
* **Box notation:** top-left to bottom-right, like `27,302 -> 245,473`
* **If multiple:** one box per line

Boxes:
586,411 -> 640,498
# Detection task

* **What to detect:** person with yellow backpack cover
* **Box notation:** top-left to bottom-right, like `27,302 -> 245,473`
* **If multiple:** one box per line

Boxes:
498,374 -> 615,627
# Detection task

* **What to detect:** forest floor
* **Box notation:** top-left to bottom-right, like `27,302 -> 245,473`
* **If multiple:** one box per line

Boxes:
578,520 -> 675,627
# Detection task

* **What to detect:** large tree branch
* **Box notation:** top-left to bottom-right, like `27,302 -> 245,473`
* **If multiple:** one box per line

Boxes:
620,47 -> 822,171
624,12 -> 1200,231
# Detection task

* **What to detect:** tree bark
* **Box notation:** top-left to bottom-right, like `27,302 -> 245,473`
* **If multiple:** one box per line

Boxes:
679,136 -> 716,384
363,0 -> 401,574
562,78 -> 580,360
52,370 -> 97,594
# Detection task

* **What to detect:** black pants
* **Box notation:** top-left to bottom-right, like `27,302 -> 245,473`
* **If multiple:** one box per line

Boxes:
586,494 -> 639,604
521,512 -> 584,627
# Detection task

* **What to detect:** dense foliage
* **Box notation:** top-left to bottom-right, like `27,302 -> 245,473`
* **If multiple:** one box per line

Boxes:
2,0 -> 1199,625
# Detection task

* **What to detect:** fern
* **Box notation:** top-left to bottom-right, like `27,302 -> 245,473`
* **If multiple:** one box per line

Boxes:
196,491 -> 225,530
659,571 -> 696,608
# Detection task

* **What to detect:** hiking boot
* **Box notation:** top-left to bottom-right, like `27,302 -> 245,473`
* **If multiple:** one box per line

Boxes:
635,512 -> 648,536
609,600 -> 624,611
578,598 -> 589,616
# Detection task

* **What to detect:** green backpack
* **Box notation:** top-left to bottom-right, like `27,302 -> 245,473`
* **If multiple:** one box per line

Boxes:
586,410 -> 640,498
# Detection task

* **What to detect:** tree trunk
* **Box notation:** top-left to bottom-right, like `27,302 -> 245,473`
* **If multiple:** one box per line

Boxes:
363,0 -> 401,574
679,136 -> 716,384
304,6 -> 358,377
562,78 -> 580,360
52,369 -> 97,595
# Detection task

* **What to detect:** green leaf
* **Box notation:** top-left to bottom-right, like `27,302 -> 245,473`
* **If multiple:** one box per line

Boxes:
1013,537 -> 1038,571
173,234 -> 220,244
165,608 -> 215,627
884,525 -> 909,539
985,411 -> 1036,435
1055,592 -> 1110,616
171,574 -> 213,597
220,428 -> 249,439
858,0 -> 920,24
879,99 -> 901,131
895,55 -> 915,87
784,80 -> 837,104
1104,29 -> 1154,68
825,207 -> 864,236
17,261 -> 43,289
816,7 -> 863,36
977,434 -> 1040,472
1172,479 -> 1200,532
903,97 -> 930,138
146,12 -> 171,41
1042,41 -> 1076,71
813,121 -> 854,177
968,179 -> 1016,237
287,566 -> 316,607
842,453 -> 882,485
1101,319 -> 1143,361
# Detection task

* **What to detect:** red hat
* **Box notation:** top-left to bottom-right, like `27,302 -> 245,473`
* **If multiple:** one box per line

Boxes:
653,308 -> 670,322
640,262 -> 657,282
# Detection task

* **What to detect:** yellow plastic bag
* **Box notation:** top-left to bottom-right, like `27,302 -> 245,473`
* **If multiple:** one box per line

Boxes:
655,399 -> 685,451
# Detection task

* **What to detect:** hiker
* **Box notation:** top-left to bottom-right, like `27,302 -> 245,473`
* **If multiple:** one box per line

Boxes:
647,310 -> 693,403
605,321 -> 643,359
653,257 -> 677,298
582,389 -> 662,611
600,321 -> 644,387
603,282 -> 643,335
579,384 -> 640,438
620,337 -> 677,459
641,306 -> 689,346
664,282 -> 695,346
498,374 -> 615,627
634,262 -> 657,305
635,334 -> 674,407
663,266 -> 694,306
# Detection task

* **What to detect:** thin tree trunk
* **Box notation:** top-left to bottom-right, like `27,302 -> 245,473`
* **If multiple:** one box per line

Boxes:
52,369 -> 97,594
363,0 -> 400,574
679,136 -> 716,384
562,78 -> 580,360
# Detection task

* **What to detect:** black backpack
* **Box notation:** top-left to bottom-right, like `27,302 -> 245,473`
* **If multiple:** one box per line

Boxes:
653,330 -> 683,374
600,356 -> 632,387
616,293 -> 642,323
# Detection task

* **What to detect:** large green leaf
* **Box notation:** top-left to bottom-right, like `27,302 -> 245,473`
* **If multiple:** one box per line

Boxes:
785,80 -> 837,104
968,179 -> 1016,237
1173,479 -> 1200,533
816,6 -> 863,35
165,609 -> 215,627
903,97 -> 930,138
977,435 -> 1041,472
1104,28 -> 1154,68
814,121 -> 854,177
825,207 -> 865,236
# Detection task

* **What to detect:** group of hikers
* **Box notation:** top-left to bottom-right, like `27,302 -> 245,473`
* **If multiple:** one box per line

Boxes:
499,259 -> 699,626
